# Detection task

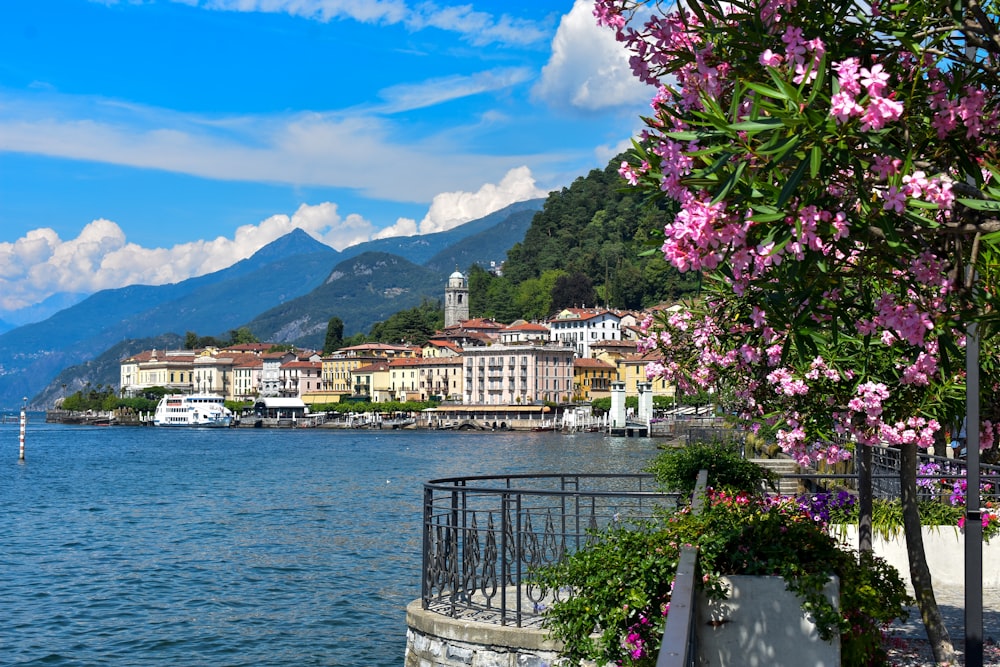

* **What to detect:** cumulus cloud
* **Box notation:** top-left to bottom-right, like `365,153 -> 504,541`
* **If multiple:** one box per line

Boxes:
532,0 -> 649,113
0,167 -> 547,313
373,166 -> 548,239
0,204 -> 377,312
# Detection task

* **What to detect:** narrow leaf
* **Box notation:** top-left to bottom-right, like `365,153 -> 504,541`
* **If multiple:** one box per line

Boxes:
776,158 -> 809,208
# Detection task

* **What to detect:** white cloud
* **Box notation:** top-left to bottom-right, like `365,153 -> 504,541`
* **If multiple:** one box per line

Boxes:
377,68 -> 534,113
0,204 -> 378,312
532,0 -> 649,113
176,0 -> 549,46
0,167 -> 546,312
0,92 -> 542,205
375,166 -> 548,239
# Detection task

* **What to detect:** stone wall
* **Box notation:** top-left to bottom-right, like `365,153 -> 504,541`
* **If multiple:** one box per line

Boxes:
405,600 -> 573,667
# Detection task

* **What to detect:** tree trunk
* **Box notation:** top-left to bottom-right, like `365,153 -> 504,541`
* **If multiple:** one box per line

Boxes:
900,443 -> 956,663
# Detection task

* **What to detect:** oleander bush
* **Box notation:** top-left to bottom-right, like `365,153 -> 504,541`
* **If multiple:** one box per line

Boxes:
535,446 -> 910,667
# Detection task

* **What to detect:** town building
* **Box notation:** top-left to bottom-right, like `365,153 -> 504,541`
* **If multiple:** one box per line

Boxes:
232,355 -> 263,402
547,308 -> 623,358
388,357 -> 463,402
573,357 -> 617,401
279,359 -> 323,398
498,321 -> 550,345
461,343 -> 575,405
444,269 -> 469,328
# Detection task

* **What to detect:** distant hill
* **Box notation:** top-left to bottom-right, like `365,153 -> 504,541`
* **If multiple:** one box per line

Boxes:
246,251 -> 445,349
4,229 -> 337,409
423,207 -> 538,274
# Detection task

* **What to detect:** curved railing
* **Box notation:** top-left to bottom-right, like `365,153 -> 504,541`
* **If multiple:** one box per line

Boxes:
420,473 -> 681,628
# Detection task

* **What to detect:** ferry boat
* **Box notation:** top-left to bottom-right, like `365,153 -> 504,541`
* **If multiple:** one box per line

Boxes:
153,394 -> 233,427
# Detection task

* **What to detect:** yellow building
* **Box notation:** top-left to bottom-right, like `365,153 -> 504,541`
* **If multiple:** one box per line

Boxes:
619,351 -> 674,399
573,357 -> 617,401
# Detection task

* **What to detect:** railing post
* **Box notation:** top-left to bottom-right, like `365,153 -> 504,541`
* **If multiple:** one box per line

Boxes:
421,485 -> 433,609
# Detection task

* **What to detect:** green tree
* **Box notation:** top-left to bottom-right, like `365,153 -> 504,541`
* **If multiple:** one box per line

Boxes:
602,0 -> 1000,659
323,316 -> 344,353
227,327 -> 258,345
551,271 -> 598,310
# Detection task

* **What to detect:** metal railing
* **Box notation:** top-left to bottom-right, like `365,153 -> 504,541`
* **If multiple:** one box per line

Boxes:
780,444 -> 1000,505
421,473 -> 682,627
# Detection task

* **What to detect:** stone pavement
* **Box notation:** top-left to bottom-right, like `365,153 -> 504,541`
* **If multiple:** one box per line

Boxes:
887,586 -> 1000,643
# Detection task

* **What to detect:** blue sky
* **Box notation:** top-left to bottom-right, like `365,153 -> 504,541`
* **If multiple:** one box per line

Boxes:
0,0 -> 649,320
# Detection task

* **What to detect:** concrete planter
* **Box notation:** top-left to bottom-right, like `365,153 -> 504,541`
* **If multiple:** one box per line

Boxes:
837,525 -> 1000,590
696,575 -> 840,667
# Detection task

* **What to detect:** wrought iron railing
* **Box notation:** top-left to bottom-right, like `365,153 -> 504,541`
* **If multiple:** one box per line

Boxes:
421,474 -> 682,627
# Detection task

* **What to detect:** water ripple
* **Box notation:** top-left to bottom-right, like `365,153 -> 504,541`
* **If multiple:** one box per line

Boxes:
0,425 -> 653,666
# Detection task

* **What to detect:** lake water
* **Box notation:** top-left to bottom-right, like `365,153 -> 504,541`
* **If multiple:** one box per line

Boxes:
0,421 -> 657,666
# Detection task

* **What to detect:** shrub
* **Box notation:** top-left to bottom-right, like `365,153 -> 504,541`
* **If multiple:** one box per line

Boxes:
645,441 -> 777,496
536,489 -> 910,666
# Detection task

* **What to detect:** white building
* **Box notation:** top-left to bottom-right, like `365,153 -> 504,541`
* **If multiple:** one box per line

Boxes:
547,308 -> 622,358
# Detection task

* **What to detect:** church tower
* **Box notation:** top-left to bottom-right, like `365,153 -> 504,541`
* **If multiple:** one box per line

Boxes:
444,269 -> 469,328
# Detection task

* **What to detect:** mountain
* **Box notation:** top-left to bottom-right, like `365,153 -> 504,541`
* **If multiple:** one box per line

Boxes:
423,207 -> 538,274
4,229 -> 337,409
246,252 -> 445,349
31,333 -> 186,408
22,200 -> 546,408
338,199 -> 545,265
1,292 -> 89,330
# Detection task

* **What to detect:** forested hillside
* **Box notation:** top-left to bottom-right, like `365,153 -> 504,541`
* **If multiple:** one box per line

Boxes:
473,156 -> 699,318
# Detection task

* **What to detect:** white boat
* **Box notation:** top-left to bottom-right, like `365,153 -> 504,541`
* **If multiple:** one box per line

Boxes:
153,394 -> 233,427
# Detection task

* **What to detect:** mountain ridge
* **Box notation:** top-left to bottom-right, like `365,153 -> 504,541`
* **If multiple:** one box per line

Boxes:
15,199 -> 544,408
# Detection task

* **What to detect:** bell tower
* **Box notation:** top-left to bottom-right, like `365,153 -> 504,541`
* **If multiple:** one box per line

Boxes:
444,269 -> 469,328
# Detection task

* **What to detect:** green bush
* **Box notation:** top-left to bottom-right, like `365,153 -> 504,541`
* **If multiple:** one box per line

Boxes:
645,441 -> 776,496
536,490 -> 910,667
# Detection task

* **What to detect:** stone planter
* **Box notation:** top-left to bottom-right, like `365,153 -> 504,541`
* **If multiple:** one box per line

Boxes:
696,575 -> 840,667
837,525 -> 1000,590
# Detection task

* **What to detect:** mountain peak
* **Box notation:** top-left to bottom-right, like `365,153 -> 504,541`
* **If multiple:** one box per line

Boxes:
250,228 -> 334,263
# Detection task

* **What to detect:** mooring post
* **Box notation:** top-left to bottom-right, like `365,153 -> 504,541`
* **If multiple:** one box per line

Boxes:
18,396 -> 26,461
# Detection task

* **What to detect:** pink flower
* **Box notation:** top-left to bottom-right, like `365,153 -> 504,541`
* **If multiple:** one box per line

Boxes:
760,49 -> 782,67
860,63 -> 890,96
881,186 -> 906,213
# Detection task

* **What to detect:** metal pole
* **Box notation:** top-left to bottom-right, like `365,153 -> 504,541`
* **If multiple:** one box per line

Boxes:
18,397 -> 26,461
967,319 -> 983,667
858,444 -> 872,553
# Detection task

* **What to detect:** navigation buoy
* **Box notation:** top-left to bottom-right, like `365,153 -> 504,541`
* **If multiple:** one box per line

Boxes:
18,397 -> 26,461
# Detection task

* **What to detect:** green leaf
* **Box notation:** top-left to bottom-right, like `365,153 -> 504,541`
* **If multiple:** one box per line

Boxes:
729,118 -> 784,133
712,160 -> 747,204
777,158 -> 809,208
745,81 -> 788,101
957,198 -> 1000,212
809,145 -> 822,179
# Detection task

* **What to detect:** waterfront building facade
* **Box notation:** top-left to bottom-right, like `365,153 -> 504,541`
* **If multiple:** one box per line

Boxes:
232,356 -> 263,402
461,343 -> 575,405
573,357 -> 616,401
279,359 -> 323,398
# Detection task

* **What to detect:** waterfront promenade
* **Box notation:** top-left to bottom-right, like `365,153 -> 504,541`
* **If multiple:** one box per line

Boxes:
885,586 -> 1000,665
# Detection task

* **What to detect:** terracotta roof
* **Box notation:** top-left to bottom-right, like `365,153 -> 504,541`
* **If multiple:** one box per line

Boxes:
282,360 -> 322,369
549,308 -> 619,322
503,322 -> 550,332
353,362 -> 391,373
574,358 -> 616,370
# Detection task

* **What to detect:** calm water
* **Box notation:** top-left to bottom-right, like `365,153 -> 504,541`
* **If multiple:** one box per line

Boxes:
0,421 -> 657,666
